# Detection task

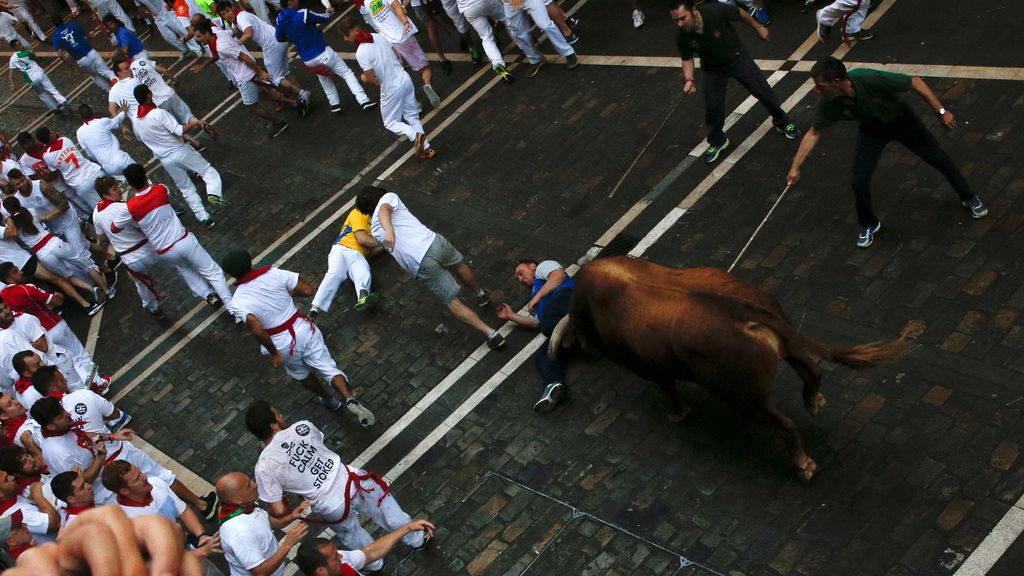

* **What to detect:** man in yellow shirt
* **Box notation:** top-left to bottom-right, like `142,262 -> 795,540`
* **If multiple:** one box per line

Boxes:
309,208 -> 383,318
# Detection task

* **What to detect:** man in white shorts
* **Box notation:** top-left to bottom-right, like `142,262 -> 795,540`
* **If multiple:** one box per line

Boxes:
455,0 -> 544,83
34,127 -> 104,216
191,21 -> 293,139
215,471 -> 309,576
76,104 -> 136,177
129,85 -> 224,223
353,0 -> 441,107
343,20 -> 436,159
222,250 -> 374,423
295,522 -> 435,576
275,0 -> 375,114
309,207 -> 381,319
217,0 -> 311,114
246,401 -> 425,572
501,0 -> 578,75
355,186 -> 505,349
51,16 -> 117,91
115,164 -> 236,312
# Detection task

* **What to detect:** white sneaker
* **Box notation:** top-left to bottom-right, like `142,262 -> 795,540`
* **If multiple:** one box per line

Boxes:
423,84 -> 441,107
346,398 -> 376,428
632,9 -> 645,29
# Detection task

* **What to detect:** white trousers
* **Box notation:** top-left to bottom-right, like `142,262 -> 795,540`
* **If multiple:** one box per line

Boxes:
157,146 -> 220,221
381,76 -> 429,146
157,233 -> 234,306
155,11 -> 188,52
303,48 -> 369,107
268,320 -> 344,383
817,0 -> 869,33
99,149 -> 137,176
311,245 -> 372,312
28,73 -> 67,111
506,0 -> 574,57
263,41 -> 291,85
247,0 -> 271,23
48,319 -> 98,385
0,22 -> 30,47
124,251 -> 210,311
12,5 -> 44,41
48,215 -> 90,263
90,0 -> 135,32
36,236 -> 95,280
440,0 -> 468,34
458,0 -> 506,67
77,50 -> 116,90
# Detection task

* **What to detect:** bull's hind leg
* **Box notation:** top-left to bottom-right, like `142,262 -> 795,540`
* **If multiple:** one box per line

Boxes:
655,380 -> 690,422
766,404 -> 816,482
786,351 -> 827,416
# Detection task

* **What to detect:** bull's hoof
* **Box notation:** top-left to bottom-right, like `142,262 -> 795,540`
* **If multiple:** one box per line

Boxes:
667,406 -> 690,423
797,459 -> 817,483
806,393 -> 827,416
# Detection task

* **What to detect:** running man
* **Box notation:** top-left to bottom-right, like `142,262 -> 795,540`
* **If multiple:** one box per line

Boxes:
7,40 -> 69,115
51,15 -> 117,91
352,0 -> 442,106
76,104 -> 137,177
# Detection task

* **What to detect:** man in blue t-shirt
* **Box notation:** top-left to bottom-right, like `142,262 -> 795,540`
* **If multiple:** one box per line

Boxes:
52,16 -> 116,91
275,0 -> 373,114
497,259 -> 577,413
103,14 -> 148,61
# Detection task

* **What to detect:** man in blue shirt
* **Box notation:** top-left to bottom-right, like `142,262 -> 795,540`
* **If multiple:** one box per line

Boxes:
275,0 -> 374,114
52,16 -> 116,91
103,14 -> 148,61
497,260 -> 577,413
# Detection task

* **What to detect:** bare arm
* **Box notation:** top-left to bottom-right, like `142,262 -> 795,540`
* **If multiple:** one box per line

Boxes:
527,268 -> 566,313
29,482 -> 61,534
289,277 -> 315,298
360,69 -> 379,87
680,58 -> 696,94
378,203 -> 396,251
495,304 -> 539,330
245,314 -> 278,356
81,439 -> 107,484
361,520 -> 434,565
249,523 -> 308,576
3,217 -> 17,239
30,333 -> 49,354
177,507 -> 205,540
786,127 -> 821,186
911,76 -> 956,128
738,7 -> 768,40
389,0 -> 413,34
239,26 -> 254,45
39,180 -> 70,222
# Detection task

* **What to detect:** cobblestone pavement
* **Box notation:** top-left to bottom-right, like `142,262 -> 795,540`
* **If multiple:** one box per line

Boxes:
3,0 -> 1024,574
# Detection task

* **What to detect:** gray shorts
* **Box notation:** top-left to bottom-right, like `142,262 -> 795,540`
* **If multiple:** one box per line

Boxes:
415,233 -> 464,303
159,93 -> 193,123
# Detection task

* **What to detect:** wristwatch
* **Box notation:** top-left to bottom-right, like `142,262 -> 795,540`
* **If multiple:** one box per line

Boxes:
937,107 -> 946,116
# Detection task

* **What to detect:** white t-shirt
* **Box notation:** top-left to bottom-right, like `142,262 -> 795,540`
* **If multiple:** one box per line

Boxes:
8,52 -> 43,80
0,313 -> 45,389
41,137 -> 104,190
94,201 -> 155,266
15,181 -> 78,232
76,114 -> 128,167
112,184 -> 188,253
131,107 -> 185,158
337,549 -> 367,572
359,0 -> 415,43
212,29 -> 256,85
61,389 -> 116,435
370,192 -> 435,276
108,76 -> 141,117
235,10 -> 278,50
254,420 -> 342,515
1,496 -> 55,542
37,432 -> 115,504
130,59 -> 175,105
535,260 -> 562,282
220,508 -> 285,576
229,268 -> 299,332
355,34 -> 408,94
117,477 -> 185,522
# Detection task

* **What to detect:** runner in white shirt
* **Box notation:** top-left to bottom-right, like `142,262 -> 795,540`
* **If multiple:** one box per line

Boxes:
293,520 -> 435,576
355,187 -> 504,348
50,470 -> 96,527
0,471 -> 59,544
221,251 -> 373,423
114,165 -> 236,313
107,63 -> 140,120
128,86 -> 224,223
34,128 -> 104,210
76,104 -> 137,177
191,23 -> 293,139
0,11 -> 31,48
246,403 -> 423,572
6,171 -> 91,269
353,0 -> 441,107
30,366 -> 130,435
343,23 -> 434,159
217,2 -> 310,113
7,42 -> 69,114
133,0 -> 197,55
215,472 -> 308,576
94,176 -> 210,318
10,350 -> 93,411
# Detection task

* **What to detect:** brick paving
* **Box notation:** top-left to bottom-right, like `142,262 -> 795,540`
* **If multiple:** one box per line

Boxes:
3,0 -> 1024,574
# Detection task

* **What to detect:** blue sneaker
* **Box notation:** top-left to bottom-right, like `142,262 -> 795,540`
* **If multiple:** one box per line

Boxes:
704,139 -> 730,164
108,411 -> 132,432
749,6 -> 771,25
857,222 -> 881,248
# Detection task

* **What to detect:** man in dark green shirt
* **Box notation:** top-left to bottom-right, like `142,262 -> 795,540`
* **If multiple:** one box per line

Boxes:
788,57 -> 987,248
670,0 -> 800,164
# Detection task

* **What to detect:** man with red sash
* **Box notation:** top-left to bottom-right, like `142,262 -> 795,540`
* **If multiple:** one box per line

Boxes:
222,250 -> 373,423
246,402 -> 425,573
216,471 -> 309,576
50,470 -> 94,526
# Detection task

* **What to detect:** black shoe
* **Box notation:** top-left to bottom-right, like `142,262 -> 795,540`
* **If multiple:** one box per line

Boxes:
107,255 -> 122,270
149,307 -> 165,320
86,302 -> 105,316
105,270 -> 118,290
816,22 -> 832,43
849,29 -> 874,41
962,195 -> 988,219
440,59 -> 453,76
567,16 -> 579,30
361,100 -> 378,111
269,121 -> 289,139
206,293 -> 223,309
308,307 -> 320,321
330,104 -> 342,114
200,491 -> 219,521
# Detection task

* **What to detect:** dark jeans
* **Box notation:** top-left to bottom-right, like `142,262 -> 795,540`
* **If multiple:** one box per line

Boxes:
852,109 -> 974,227
703,54 -> 789,147
534,289 -> 574,387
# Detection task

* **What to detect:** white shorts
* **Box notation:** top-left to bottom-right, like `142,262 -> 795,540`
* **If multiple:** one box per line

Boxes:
238,79 -> 259,105
268,318 -> 345,383
158,93 -> 193,123
263,41 -> 290,85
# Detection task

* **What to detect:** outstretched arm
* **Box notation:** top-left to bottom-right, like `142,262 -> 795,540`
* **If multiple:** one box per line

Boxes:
787,127 -> 822,186
911,76 -> 956,129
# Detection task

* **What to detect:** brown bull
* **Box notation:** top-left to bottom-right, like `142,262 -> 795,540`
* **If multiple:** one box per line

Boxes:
548,256 -> 906,481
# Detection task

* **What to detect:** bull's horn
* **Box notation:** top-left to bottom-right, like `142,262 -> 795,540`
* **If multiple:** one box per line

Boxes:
548,315 -> 571,359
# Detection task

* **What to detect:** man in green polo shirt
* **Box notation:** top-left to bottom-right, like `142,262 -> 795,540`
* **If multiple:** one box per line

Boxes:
670,0 -> 800,164
787,57 -> 986,248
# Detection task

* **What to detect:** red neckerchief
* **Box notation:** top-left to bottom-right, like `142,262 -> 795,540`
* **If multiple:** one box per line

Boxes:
0,496 -> 18,515
8,543 -> 30,559
208,34 -> 219,61
137,103 -> 158,118
218,502 -> 255,522
116,492 -> 153,507
16,469 -> 46,494
341,563 -> 359,576
64,503 -> 93,516
97,198 -> 115,212
236,266 -> 272,285
48,392 -> 66,400
13,378 -> 32,394
354,31 -> 374,44
24,148 -> 43,160
43,136 -> 64,153
41,422 -> 95,454
82,116 -> 101,125
1,415 -> 27,445
352,0 -> 365,6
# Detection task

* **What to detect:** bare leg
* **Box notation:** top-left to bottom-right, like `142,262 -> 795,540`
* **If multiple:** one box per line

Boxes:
86,268 -> 109,293
298,375 -> 331,398
450,262 -> 481,293
547,3 -> 572,36
423,19 -> 448,60
32,266 -> 90,307
248,104 -> 285,124
170,480 -> 203,510
419,65 -> 433,87
329,374 -> 353,400
447,298 -> 493,336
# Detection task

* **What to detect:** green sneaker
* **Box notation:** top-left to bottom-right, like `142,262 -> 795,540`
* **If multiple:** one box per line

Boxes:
776,123 -> 802,140
207,195 -> 228,210
494,64 -> 514,84
470,46 -> 481,64
354,292 -> 379,311
704,139 -> 730,164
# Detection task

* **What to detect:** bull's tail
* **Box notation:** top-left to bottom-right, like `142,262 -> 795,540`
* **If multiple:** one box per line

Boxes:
807,338 -> 908,369
548,315 -> 574,359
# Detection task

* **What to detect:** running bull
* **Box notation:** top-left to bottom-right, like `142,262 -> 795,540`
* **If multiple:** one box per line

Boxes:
548,256 -> 906,481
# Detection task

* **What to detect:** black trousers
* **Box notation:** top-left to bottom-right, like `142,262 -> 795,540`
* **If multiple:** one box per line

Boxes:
534,289 -> 574,387
703,54 -> 789,147
852,109 -> 974,227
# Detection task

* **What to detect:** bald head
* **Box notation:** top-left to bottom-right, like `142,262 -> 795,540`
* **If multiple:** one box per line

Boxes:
216,472 -> 251,504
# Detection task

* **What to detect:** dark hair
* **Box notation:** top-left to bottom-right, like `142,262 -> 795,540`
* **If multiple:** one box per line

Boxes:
0,262 -> 16,283
102,14 -> 120,26
8,39 -> 20,49
15,132 -> 33,147
31,365 -> 59,395
810,56 -> 848,82
11,350 -> 34,377
339,17 -> 362,35
29,396 -> 64,428
112,53 -> 132,71
294,538 -> 332,576
33,127 -> 52,145
244,400 -> 277,441
78,104 -> 94,120
2,196 -> 39,236
515,260 -> 538,268
0,446 -> 25,476
669,0 -> 696,11
194,20 -> 214,35
51,471 -> 78,503
355,186 -> 387,215
216,0 -> 234,12
133,84 -> 152,105
101,460 -> 132,494
95,176 -> 119,198
51,14 -> 64,29
6,168 -> 24,181
123,164 -> 148,189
